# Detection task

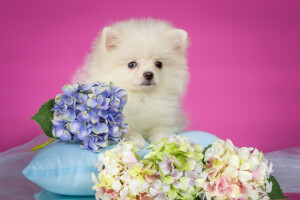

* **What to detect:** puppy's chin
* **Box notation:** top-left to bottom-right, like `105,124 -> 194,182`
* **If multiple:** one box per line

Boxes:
130,83 -> 156,91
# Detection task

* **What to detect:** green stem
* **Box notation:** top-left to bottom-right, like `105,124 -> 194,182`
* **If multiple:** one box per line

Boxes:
31,138 -> 57,151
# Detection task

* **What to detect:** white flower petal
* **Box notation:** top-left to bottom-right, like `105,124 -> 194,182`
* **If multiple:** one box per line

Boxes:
239,170 -> 253,183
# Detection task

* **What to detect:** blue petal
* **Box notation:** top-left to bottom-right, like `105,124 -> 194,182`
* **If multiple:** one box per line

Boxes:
82,84 -> 93,93
55,94 -> 64,105
114,115 -> 124,124
87,98 -> 98,108
62,84 -> 77,96
120,96 -> 128,108
96,95 -> 104,105
94,86 -> 105,96
101,88 -> 110,98
70,120 -> 82,132
77,93 -> 88,104
63,110 -> 76,121
108,114 -> 114,123
63,96 -> 73,105
101,98 -> 110,110
88,140 -> 98,151
89,110 -> 99,123
72,133 -> 80,142
60,130 -> 71,141
94,123 -> 109,134
77,111 -> 90,122
76,104 -> 88,112
109,82 -> 119,93
78,125 -> 89,139
95,139 -> 108,148
98,110 -> 108,119
114,89 -> 127,99
110,99 -> 120,108
109,124 -> 119,135
109,136 -> 120,143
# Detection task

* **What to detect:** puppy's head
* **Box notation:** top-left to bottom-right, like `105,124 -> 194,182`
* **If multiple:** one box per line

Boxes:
89,19 -> 189,94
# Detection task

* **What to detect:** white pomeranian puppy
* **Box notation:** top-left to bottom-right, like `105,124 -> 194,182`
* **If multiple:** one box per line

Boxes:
73,19 -> 189,148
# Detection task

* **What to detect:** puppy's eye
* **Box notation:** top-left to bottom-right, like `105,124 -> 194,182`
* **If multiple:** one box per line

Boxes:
155,61 -> 163,69
128,61 -> 137,69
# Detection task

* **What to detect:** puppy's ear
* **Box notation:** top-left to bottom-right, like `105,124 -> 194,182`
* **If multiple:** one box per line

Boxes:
102,27 -> 119,51
170,29 -> 189,51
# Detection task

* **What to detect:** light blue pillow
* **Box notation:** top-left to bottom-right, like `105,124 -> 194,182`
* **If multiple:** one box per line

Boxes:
23,131 -> 219,196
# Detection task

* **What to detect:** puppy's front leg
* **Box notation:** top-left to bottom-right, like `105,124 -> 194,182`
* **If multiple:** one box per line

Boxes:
147,126 -> 178,144
123,130 -> 146,148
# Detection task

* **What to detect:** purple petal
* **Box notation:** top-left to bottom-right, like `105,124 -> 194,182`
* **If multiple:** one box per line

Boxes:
55,94 -> 64,105
98,110 -> 108,119
94,86 -> 105,96
95,140 -> 108,148
120,96 -> 128,108
94,123 -> 109,134
63,96 -> 73,105
78,125 -> 89,139
89,110 -> 99,123
76,104 -> 87,112
109,124 -> 119,135
77,93 -> 88,104
110,99 -> 120,108
70,120 -> 82,132
89,140 -> 98,151
109,82 -> 119,93
82,84 -> 93,93
77,112 -> 90,122
114,89 -> 127,99
59,130 -> 71,141
114,115 -> 124,124
63,110 -> 76,121
62,84 -> 76,96
96,96 -> 104,105
87,98 -> 98,108
101,98 -> 110,110
55,125 -> 65,137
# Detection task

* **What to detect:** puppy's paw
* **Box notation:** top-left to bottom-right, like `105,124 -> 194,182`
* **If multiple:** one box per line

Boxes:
123,131 -> 146,149
147,126 -> 177,144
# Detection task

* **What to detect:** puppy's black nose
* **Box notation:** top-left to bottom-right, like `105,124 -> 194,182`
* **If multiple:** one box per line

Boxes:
143,71 -> 154,80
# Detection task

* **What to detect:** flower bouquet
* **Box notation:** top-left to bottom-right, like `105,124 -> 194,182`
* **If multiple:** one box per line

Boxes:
92,135 -> 288,200
31,82 -> 128,151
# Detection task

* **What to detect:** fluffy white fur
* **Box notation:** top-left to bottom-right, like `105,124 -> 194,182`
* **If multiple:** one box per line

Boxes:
73,19 -> 189,148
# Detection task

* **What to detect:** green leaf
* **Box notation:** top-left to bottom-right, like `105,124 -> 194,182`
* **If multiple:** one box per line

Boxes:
31,99 -> 55,138
268,175 -> 289,200
203,144 -> 212,155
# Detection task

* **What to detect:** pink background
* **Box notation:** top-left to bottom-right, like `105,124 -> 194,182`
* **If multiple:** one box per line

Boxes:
0,0 -> 299,152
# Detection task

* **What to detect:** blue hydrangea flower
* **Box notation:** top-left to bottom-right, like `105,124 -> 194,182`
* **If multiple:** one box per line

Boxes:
51,82 -> 128,152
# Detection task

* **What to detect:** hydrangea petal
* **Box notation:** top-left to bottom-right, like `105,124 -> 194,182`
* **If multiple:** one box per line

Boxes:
63,110 -> 76,121
89,110 -> 100,124
59,130 -> 71,141
94,123 -> 109,134
62,84 -> 77,96
78,125 -> 88,138
77,111 -> 90,122
70,120 -> 82,133
114,89 -> 127,99
87,98 -> 98,108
